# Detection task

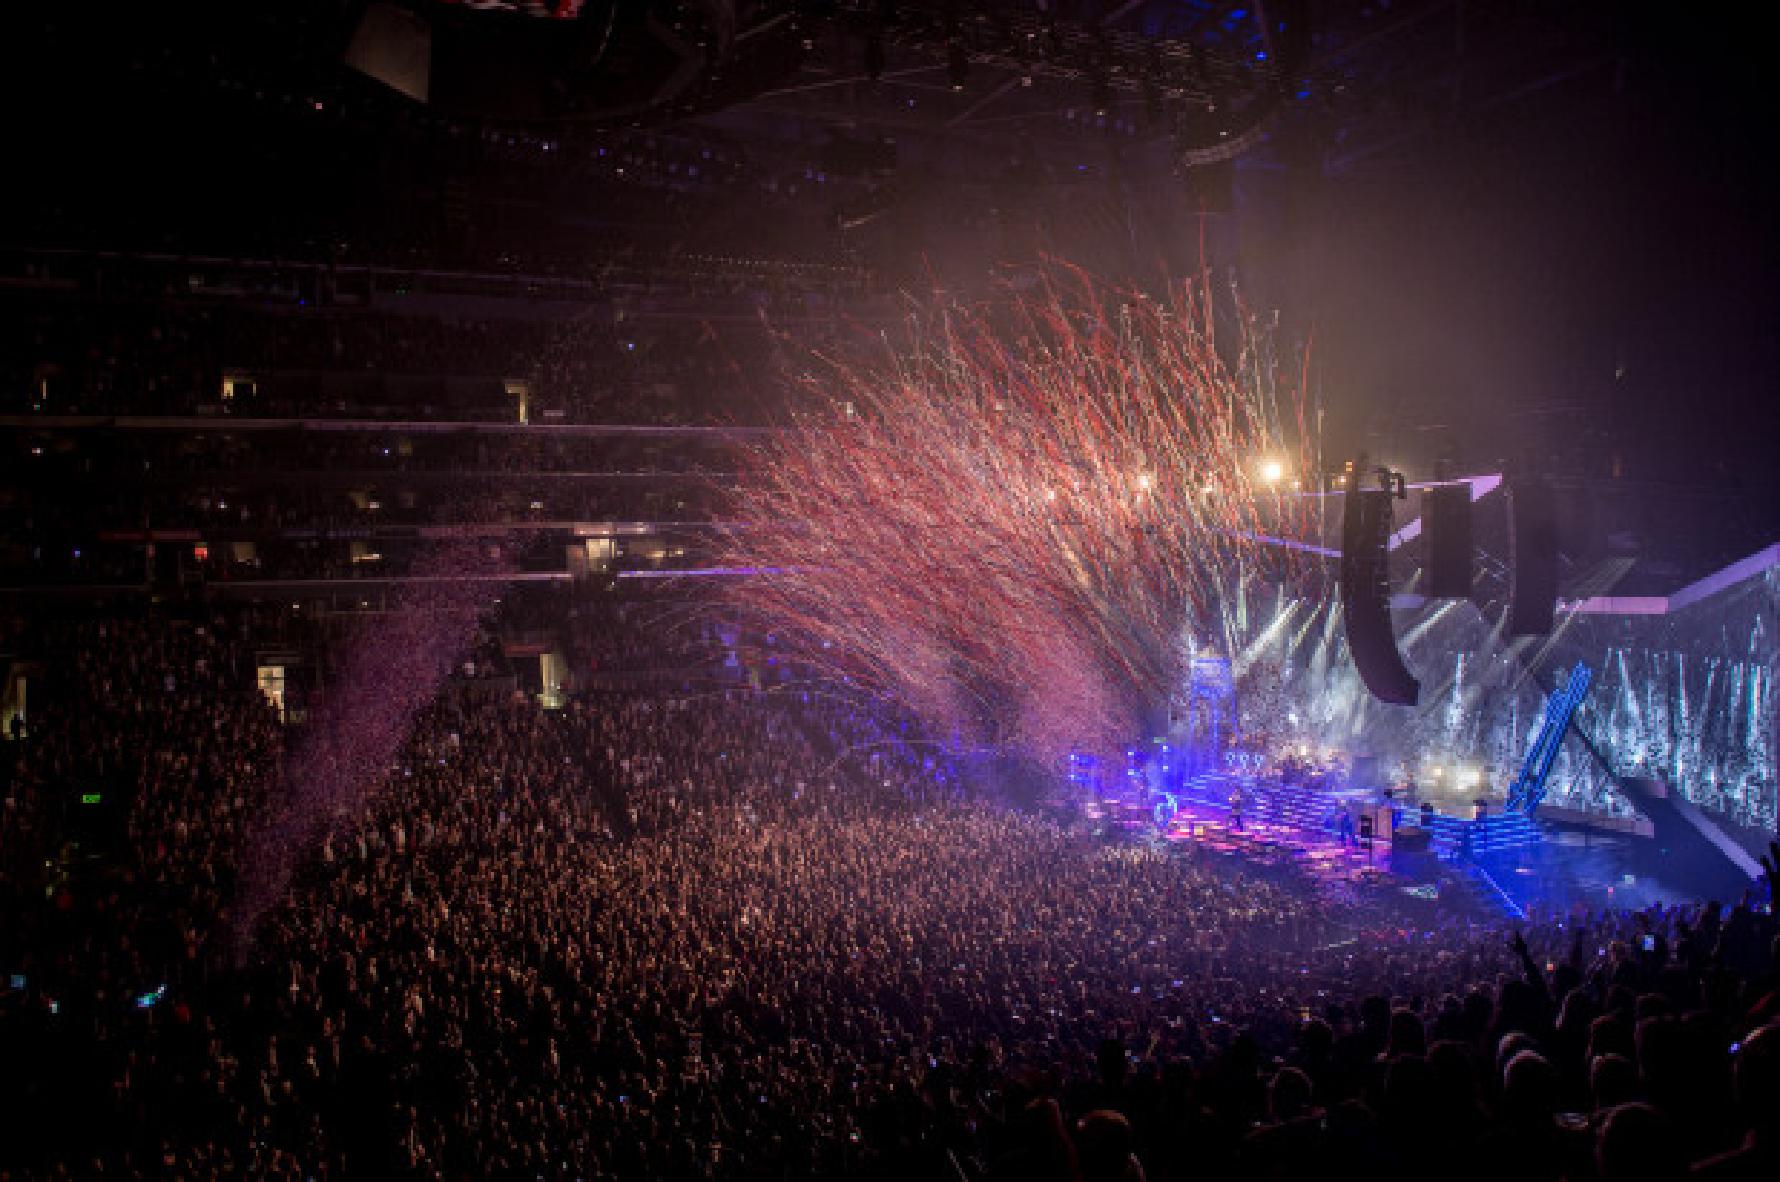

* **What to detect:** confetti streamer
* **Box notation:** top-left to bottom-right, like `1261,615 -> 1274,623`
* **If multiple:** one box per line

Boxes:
723,268 -> 1315,764
233,540 -> 510,948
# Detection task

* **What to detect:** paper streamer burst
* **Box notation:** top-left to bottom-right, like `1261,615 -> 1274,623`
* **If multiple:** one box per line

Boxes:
233,540 -> 510,949
723,267 -> 1317,763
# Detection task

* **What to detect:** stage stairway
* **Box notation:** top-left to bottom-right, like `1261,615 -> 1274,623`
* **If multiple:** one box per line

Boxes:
1173,772 -> 1547,856
1425,811 -> 1543,859
1172,772 -> 1348,837
1506,663 -> 1592,815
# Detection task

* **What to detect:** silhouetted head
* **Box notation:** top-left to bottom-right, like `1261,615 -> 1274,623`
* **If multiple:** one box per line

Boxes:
1501,1049 -> 1556,1122
1268,1067 -> 1313,1123
1595,1102 -> 1685,1182
1075,1109 -> 1142,1182
1386,1009 -> 1427,1059
1590,1053 -> 1638,1112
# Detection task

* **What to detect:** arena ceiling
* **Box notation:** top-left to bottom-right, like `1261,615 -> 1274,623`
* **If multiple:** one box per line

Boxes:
5,0 -> 1775,544
4,2 -> 1622,172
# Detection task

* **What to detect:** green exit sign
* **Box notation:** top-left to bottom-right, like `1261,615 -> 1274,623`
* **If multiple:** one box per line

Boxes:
79,793 -> 102,806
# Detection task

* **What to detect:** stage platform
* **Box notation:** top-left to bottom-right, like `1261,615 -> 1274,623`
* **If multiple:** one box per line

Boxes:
1136,770 -> 1690,915
1072,760 -> 1700,915
1136,771 -> 1562,915
1165,771 -> 1539,857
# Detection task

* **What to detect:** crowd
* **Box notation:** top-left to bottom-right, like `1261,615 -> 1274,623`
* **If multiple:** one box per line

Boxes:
1,606 -> 1776,1181
2,287 -> 801,425
3,412 -> 734,589
15,431 -> 730,478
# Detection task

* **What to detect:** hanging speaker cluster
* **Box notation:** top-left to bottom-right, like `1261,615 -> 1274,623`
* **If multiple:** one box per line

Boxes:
1340,465 -> 1420,706
1507,475 -> 1559,636
1422,483 -> 1474,599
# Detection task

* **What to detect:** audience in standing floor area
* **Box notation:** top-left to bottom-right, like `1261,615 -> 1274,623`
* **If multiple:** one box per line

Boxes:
0,607 -> 1776,1180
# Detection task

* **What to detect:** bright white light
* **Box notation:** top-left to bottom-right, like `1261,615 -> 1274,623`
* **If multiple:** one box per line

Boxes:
1260,459 -> 1285,483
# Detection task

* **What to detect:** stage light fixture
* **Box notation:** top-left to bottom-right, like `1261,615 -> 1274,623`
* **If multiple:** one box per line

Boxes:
1260,459 -> 1284,483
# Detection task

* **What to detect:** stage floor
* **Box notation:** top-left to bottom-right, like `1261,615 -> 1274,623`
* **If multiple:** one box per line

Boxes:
1158,795 -> 1383,884
1140,773 -> 1677,915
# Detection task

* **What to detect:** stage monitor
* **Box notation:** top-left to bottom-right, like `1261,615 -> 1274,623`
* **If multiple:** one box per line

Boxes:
1363,804 -> 1395,844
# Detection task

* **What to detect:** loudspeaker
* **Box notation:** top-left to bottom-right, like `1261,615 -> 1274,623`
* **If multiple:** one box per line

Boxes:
1340,468 -> 1420,706
1507,476 -> 1558,636
1423,484 -> 1473,598
1393,826 -> 1431,853
345,2 -> 433,103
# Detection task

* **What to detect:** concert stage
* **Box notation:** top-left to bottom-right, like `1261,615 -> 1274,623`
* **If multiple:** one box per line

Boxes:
1135,769 -> 1689,916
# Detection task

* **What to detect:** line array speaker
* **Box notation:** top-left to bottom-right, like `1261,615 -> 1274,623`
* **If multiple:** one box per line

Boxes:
1423,483 -> 1474,598
1340,468 -> 1420,706
1507,476 -> 1558,636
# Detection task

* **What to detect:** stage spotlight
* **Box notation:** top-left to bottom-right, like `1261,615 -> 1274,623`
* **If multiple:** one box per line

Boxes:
1260,459 -> 1284,483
